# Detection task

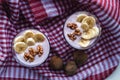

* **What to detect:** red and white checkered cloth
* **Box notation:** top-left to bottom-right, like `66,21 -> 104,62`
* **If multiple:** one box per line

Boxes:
0,0 -> 120,80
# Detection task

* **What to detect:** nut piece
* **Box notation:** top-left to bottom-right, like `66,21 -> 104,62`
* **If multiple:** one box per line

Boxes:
28,54 -> 34,59
29,48 -> 36,57
49,56 -> 63,70
24,53 -> 29,61
37,45 -> 43,57
29,57 -> 34,62
67,23 -> 77,30
65,61 -> 77,76
67,33 -> 76,41
24,49 -> 35,62
24,53 -> 34,62
73,28 -> 81,36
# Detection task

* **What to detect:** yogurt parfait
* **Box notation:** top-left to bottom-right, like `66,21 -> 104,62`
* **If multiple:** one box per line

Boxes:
12,29 -> 50,67
63,11 -> 101,49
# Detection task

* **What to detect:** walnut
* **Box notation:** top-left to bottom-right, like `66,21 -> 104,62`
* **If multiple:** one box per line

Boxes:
24,52 -> 34,62
28,48 -> 36,57
37,45 -> 43,57
67,33 -> 76,41
29,57 -> 34,62
28,54 -> 34,59
24,53 -> 29,61
73,28 -> 81,36
67,23 -> 77,30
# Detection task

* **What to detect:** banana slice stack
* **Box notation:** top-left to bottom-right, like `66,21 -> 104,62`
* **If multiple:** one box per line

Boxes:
77,14 -> 100,47
13,30 -> 45,54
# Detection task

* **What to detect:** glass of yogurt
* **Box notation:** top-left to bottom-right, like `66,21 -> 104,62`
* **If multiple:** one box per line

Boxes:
63,11 -> 101,50
12,29 -> 50,67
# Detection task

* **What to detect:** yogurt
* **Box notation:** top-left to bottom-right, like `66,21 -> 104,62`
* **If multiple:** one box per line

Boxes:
63,11 -> 101,49
13,29 -> 50,67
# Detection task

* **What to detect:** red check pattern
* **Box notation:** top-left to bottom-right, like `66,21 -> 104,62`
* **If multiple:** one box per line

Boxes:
0,0 -> 120,80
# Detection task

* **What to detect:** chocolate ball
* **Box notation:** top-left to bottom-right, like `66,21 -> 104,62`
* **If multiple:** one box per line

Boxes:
65,61 -> 77,76
73,51 -> 88,66
49,56 -> 63,70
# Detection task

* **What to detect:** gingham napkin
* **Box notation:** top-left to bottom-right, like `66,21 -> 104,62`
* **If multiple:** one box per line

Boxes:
0,0 -> 120,80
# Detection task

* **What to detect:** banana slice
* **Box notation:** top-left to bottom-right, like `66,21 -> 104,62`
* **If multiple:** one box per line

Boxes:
76,14 -> 87,22
14,36 -> 25,44
26,38 -> 35,46
14,42 -> 27,54
79,38 -> 90,47
81,23 -> 89,31
33,33 -> 45,42
81,29 -> 96,39
24,30 -> 34,40
92,27 -> 99,37
82,16 -> 96,28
